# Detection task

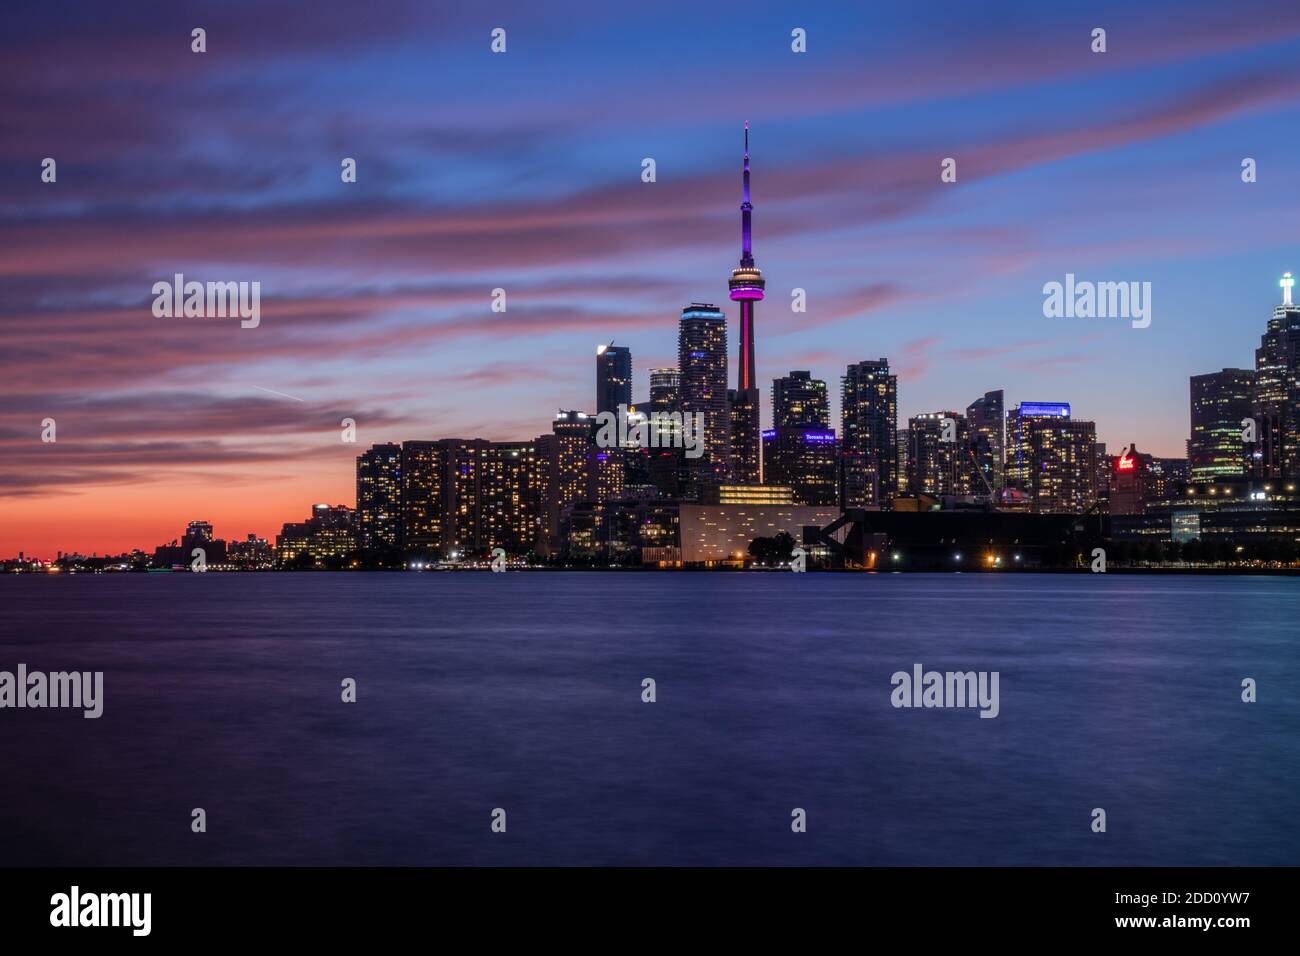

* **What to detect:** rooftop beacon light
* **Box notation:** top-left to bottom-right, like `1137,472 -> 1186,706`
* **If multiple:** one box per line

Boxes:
1282,272 -> 1294,306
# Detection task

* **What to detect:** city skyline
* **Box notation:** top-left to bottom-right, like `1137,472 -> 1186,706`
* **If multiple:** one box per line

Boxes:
7,174 -> 1299,559
12,274 -> 1294,562
6,0 -> 1300,556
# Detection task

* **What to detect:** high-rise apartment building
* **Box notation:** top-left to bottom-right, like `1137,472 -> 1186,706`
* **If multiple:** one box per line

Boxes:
840,358 -> 898,508
538,410 -> 594,550
764,370 -> 835,505
1005,403 -> 1097,513
482,440 -> 543,554
966,389 -> 1005,495
401,441 -> 443,555
356,442 -> 403,552
906,412 -> 972,497
772,370 -> 830,428
678,303 -> 730,485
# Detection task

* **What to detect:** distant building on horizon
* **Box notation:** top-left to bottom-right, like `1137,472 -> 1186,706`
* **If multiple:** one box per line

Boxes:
152,519 -> 227,568
227,533 -> 273,570
277,504 -> 356,568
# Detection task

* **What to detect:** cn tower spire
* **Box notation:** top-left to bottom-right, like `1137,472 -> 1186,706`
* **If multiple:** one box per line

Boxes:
729,121 -> 765,483
741,120 -> 754,267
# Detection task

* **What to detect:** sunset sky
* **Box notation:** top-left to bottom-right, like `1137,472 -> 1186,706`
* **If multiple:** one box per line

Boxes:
5,0 -> 1300,557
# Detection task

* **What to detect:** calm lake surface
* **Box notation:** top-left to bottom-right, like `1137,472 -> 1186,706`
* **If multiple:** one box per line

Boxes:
1,572 -> 1297,866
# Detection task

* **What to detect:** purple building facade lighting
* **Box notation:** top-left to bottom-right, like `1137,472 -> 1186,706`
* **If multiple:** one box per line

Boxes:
1018,402 -> 1071,418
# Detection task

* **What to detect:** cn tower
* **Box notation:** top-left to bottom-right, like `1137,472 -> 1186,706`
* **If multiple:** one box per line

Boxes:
728,121 -> 765,483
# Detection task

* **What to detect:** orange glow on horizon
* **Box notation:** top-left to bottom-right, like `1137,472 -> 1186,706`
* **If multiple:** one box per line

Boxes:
0,465 -> 353,559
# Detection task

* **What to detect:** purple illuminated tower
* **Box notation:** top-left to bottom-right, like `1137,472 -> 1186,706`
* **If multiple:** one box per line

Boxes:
728,122 -> 765,484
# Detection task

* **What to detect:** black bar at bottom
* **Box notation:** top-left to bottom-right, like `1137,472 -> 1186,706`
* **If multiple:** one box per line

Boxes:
0,867 -> 1286,942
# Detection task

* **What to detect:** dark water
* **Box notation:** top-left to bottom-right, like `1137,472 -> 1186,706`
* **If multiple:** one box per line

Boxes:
1,573 -> 1297,866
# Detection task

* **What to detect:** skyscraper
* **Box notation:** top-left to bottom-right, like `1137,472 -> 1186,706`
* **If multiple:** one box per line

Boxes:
596,343 -> 632,416
401,440 -> 444,555
649,368 -> 680,412
728,122 -> 764,485
428,438 -> 542,557
906,412 -> 972,497
840,359 -> 898,508
765,371 -> 835,504
1189,368 -> 1255,481
966,389 -> 1005,495
763,428 -> 838,505
678,303 -> 730,486
538,410 -> 594,551
356,442 -> 403,552
1252,273 -> 1300,478
1005,403 -> 1097,513
773,370 -> 830,428
482,441 -> 543,554
436,438 -> 487,557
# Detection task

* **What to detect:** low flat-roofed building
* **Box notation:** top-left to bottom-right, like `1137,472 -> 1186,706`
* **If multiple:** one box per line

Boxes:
679,504 -> 839,563
1111,476 -> 1300,544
